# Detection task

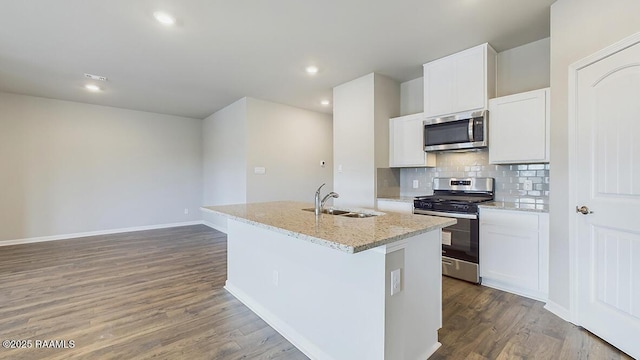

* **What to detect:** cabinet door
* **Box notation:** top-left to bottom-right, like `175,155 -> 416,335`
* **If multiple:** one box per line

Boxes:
454,45 -> 486,113
480,209 -> 542,297
389,114 -> 435,167
480,225 -> 539,291
424,43 -> 492,118
489,88 -> 550,164
424,60 -> 455,118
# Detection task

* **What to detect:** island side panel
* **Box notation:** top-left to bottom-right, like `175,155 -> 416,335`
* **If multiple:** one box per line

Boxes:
382,230 -> 442,360
403,229 -> 442,359
225,219 -> 387,360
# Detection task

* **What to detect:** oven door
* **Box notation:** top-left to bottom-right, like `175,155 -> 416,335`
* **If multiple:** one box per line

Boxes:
415,210 -> 479,262
414,209 -> 481,283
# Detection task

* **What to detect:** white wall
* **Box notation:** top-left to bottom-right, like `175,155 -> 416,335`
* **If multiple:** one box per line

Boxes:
548,0 -> 640,311
245,98 -> 333,203
201,98 -> 248,231
374,74 -> 400,170
400,77 -> 423,116
333,73 -> 399,208
202,97 -> 333,231
202,98 -> 248,206
0,92 -> 203,242
497,37 -> 550,97
333,74 -> 376,208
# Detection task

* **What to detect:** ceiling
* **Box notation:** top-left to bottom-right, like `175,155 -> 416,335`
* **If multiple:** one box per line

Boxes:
0,0 -> 554,119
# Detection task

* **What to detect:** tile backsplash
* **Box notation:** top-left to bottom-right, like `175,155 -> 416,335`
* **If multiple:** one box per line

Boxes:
398,150 -> 549,205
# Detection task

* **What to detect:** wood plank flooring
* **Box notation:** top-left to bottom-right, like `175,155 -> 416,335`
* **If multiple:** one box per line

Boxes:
0,225 -> 632,359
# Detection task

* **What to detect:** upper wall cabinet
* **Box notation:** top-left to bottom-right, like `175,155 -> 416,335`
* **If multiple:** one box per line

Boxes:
488,88 -> 550,164
423,43 -> 497,118
389,113 -> 436,168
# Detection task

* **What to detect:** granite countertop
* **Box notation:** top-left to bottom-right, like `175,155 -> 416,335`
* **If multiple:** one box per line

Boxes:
479,201 -> 549,213
202,201 -> 455,254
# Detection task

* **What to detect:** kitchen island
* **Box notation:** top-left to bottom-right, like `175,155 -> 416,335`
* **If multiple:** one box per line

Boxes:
202,201 -> 455,360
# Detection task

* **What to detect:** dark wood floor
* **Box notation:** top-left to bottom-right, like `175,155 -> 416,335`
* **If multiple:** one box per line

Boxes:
0,225 -> 632,359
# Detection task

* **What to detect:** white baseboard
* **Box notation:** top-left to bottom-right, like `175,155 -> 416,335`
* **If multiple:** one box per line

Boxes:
422,342 -> 442,360
224,281 -> 336,360
0,221 -> 204,247
202,220 -> 227,234
544,301 -> 574,324
481,279 -> 548,303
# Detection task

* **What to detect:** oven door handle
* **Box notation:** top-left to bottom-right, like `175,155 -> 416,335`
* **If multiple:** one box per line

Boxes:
413,209 -> 478,220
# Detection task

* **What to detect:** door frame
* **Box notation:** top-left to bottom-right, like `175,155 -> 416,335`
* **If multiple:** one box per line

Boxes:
567,31 -> 640,324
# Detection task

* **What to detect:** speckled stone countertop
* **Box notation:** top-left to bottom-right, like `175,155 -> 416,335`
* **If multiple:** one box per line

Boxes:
202,201 -> 455,254
479,201 -> 549,213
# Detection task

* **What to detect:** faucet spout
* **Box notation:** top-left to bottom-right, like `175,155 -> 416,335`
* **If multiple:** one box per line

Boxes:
314,184 -> 339,216
321,192 -> 339,209
314,183 -> 326,216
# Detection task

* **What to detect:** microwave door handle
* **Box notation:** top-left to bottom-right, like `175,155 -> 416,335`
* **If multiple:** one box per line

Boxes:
468,118 -> 474,141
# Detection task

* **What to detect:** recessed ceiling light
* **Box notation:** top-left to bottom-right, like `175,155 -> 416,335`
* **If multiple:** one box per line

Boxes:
84,73 -> 108,82
153,11 -> 176,25
85,84 -> 101,92
305,66 -> 319,75
321,100 -> 330,106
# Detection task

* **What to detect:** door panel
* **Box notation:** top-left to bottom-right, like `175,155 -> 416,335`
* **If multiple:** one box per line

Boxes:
575,37 -> 640,359
593,226 -> 640,317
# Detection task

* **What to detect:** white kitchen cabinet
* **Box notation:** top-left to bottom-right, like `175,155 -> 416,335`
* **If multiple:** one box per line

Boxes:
423,43 -> 497,118
489,88 -> 550,164
389,113 -> 436,167
376,199 -> 413,214
479,208 -> 549,301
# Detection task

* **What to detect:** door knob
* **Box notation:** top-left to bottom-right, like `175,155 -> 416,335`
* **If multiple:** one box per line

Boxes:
576,205 -> 593,215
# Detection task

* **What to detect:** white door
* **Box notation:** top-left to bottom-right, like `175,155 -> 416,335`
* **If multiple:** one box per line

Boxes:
573,34 -> 640,359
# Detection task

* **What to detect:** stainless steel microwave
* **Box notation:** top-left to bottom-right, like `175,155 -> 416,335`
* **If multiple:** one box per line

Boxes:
423,110 -> 488,151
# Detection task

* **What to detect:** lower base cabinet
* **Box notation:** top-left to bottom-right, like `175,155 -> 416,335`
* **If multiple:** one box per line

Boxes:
479,208 -> 549,301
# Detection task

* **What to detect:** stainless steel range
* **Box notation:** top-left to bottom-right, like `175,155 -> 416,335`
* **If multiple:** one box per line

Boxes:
413,177 -> 495,283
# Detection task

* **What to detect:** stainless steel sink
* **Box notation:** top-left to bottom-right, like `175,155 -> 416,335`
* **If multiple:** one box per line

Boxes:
341,213 -> 376,218
302,208 -> 351,215
302,208 -> 377,217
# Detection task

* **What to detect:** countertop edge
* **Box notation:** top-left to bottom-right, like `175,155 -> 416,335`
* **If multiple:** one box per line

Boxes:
351,219 -> 456,253
478,202 -> 549,213
202,206 -> 455,254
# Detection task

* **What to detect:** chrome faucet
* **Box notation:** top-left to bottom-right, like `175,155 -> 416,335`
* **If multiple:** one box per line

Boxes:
314,183 -> 339,216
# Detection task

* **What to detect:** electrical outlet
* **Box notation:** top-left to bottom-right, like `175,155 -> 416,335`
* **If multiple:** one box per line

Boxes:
184,208 -> 189,215
412,180 -> 419,189
391,269 -> 401,296
523,180 -> 533,191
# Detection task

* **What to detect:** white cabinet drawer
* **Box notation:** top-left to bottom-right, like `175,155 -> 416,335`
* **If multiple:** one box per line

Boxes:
480,209 -> 538,230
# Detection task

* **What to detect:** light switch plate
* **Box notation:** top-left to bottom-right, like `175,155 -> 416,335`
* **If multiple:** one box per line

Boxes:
523,179 -> 533,191
412,180 -> 419,189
